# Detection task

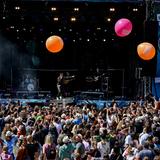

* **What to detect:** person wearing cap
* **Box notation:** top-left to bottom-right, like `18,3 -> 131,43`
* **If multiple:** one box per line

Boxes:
58,136 -> 75,160
72,113 -> 82,125
4,130 -> 18,160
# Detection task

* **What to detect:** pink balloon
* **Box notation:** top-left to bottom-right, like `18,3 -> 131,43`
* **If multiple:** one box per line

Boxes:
114,18 -> 132,37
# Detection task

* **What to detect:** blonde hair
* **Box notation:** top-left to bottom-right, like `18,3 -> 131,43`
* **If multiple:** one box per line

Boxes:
44,134 -> 53,145
2,146 -> 8,153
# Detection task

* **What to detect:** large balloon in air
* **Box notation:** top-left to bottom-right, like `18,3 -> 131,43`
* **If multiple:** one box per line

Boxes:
115,18 -> 132,37
137,42 -> 156,60
46,35 -> 64,53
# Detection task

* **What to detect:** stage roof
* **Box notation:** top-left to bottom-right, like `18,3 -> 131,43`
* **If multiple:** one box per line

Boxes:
22,0 -> 143,2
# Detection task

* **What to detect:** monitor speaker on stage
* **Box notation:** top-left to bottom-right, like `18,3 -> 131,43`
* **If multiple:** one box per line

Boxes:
140,20 -> 158,77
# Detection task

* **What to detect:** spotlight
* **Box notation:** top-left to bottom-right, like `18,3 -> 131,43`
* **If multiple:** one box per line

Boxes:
74,8 -> 79,11
110,8 -> 115,12
97,27 -> 101,30
53,17 -> 59,21
71,17 -> 76,22
10,26 -> 14,29
103,39 -> 106,42
73,39 -> 76,42
51,7 -> 57,11
107,18 -> 111,22
133,8 -> 138,12
15,6 -> 20,10
87,38 -> 90,42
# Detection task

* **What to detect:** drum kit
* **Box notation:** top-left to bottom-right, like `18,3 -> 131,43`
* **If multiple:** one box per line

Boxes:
21,74 -> 37,91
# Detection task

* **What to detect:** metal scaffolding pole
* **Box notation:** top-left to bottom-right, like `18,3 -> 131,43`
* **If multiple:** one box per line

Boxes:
145,0 -> 156,21
142,0 -> 155,97
143,76 -> 152,97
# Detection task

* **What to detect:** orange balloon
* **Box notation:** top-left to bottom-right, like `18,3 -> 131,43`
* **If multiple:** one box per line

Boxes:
46,35 -> 64,53
137,42 -> 156,60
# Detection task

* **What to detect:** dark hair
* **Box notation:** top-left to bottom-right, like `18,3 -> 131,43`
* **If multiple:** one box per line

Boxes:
144,142 -> 149,149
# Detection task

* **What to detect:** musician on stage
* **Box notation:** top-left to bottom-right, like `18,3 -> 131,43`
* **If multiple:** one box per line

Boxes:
56,73 -> 64,99
56,72 -> 75,99
85,67 -> 103,91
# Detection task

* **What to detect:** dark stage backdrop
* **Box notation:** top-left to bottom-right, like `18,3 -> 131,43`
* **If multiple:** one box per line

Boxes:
0,0 -> 157,98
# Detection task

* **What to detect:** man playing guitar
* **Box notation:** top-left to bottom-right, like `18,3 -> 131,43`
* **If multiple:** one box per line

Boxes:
56,72 -> 75,99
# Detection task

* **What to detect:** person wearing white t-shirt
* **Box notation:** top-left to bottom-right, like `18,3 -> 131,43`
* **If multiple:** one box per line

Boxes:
97,136 -> 110,158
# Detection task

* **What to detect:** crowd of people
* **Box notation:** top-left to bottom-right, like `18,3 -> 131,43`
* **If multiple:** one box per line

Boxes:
0,96 -> 160,160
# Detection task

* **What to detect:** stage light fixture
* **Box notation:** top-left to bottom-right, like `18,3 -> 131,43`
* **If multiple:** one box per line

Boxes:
97,27 -> 101,30
53,17 -> 59,21
10,26 -> 14,29
107,18 -> 111,22
133,8 -> 138,11
71,17 -> 76,22
15,6 -> 20,10
74,8 -> 79,11
87,38 -> 90,42
51,7 -> 57,11
110,8 -> 115,12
